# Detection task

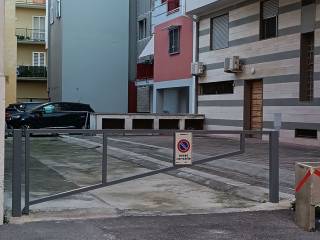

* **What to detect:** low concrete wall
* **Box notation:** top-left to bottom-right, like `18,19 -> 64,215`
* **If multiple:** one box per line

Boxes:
90,113 -> 205,131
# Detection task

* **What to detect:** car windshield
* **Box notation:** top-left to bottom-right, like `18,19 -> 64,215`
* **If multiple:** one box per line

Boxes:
25,103 -> 43,112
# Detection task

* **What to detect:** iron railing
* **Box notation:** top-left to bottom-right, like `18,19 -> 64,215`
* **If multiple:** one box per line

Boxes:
16,28 -> 45,42
17,66 -> 47,79
16,0 -> 46,6
9,129 -> 280,217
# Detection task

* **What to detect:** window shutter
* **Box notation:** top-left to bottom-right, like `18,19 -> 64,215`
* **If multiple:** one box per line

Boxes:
212,14 -> 229,50
263,0 -> 279,19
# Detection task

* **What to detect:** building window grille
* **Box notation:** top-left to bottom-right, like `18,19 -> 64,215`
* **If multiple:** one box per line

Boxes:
260,0 -> 279,40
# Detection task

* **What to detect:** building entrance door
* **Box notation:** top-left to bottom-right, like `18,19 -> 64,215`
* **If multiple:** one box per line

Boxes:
244,80 -> 263,137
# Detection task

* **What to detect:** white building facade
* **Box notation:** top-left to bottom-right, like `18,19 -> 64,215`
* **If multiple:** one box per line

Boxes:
187,0 -> 320,145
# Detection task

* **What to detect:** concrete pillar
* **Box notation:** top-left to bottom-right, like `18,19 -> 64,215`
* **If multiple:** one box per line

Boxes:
179,119 -> 185,130
154,118 -> 159,130
152,87 -> 157,114
0,0 -> 5,225
125,118 -> 133,130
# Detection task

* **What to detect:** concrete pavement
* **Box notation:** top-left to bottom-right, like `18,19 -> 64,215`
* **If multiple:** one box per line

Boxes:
0,210 -> 319,240
3,134 -> 320,222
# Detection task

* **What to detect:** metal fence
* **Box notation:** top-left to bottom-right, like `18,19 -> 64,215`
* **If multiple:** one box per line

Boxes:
16,0 -> 46,6
9,129 -> 280,217
16,28 -> 45,42
17,66 -> 47,79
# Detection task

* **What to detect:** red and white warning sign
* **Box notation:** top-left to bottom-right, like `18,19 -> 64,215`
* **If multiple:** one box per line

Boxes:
174,132 -> 193,166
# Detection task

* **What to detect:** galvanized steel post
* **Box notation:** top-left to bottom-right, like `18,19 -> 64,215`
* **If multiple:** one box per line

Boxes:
12,130 -> 23,217
269,131 -> 280,203
102,132 -> 108,184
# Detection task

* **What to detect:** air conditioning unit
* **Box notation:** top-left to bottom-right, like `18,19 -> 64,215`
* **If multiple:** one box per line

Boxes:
224,56 -> 242,73
191,62 -> 206,76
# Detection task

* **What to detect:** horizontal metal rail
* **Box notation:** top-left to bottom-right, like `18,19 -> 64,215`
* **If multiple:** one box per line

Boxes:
24,129 -> 275,135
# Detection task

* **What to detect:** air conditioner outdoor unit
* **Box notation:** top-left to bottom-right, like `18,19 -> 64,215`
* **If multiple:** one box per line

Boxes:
224,56 -> 242,73
191,62 -> 206,76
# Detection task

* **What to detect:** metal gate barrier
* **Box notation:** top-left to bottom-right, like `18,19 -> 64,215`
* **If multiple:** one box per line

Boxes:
10,129 -> 280,217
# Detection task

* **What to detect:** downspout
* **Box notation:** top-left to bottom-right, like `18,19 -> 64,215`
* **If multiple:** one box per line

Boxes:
194,19 -> 199,114
188,14 -> 199,114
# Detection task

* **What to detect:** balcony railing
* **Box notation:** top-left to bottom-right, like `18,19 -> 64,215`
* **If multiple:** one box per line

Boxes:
17,66 -> 47,79
16,28 -> 45,43
16,0 -> 46,7
152,0 -> 184,29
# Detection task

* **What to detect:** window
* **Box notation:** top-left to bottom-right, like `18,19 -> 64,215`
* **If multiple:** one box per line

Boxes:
260,0 -> 279,40
302,0 -> 315,6
42,104 -> 62,114
56,0 -> 61,18
211,14 -> 229,50
300,32 -> 314,102
200,81 -> 234,95
167,0 -> 180,12
138,19 -> 147,40
295,129 -> 318,139
33,52 -> 46,66
49,5 -> 54,24
32,16 -> 45,40
169,27 -> 180,54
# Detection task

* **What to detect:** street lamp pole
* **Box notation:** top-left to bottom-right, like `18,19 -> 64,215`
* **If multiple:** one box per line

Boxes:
0,0 -> 5,225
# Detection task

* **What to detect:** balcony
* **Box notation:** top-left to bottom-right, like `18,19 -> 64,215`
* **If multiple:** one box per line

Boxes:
186,0 -> 246,16
17,66 -> 47,81
16,0 -> 46,9
152,0 -> 184,29
16,28 -> 45,44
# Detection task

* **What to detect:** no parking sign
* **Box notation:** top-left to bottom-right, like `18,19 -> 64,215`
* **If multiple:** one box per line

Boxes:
174,132 -> 193,166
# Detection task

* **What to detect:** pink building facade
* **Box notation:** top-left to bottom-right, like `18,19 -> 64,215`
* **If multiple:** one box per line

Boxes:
137,0 -> 196,114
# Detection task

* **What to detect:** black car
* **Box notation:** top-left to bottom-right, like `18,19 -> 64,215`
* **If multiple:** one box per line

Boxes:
6,102 -> 94,129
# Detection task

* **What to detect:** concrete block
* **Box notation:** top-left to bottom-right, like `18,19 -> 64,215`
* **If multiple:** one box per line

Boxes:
295,162 -> 320,231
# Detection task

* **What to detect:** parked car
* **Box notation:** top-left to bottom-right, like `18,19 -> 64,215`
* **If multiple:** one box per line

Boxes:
6,102 -> 94,129
5,102 -> 44,124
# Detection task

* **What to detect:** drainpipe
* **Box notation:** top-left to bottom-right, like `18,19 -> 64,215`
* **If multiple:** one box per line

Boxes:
190,15 -> 199,114
0,0 -> 5,225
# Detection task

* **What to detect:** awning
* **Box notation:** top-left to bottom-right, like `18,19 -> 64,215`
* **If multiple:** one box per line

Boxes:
139,36 -> 154,59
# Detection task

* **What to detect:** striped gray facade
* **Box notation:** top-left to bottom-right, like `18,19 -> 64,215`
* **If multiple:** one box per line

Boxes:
137,0 -> 153,61
193,0 -> 320,145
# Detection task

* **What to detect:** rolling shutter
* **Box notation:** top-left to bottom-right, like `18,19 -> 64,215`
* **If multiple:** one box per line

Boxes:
263,0 -> 279,19
211,14 -> 229,50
